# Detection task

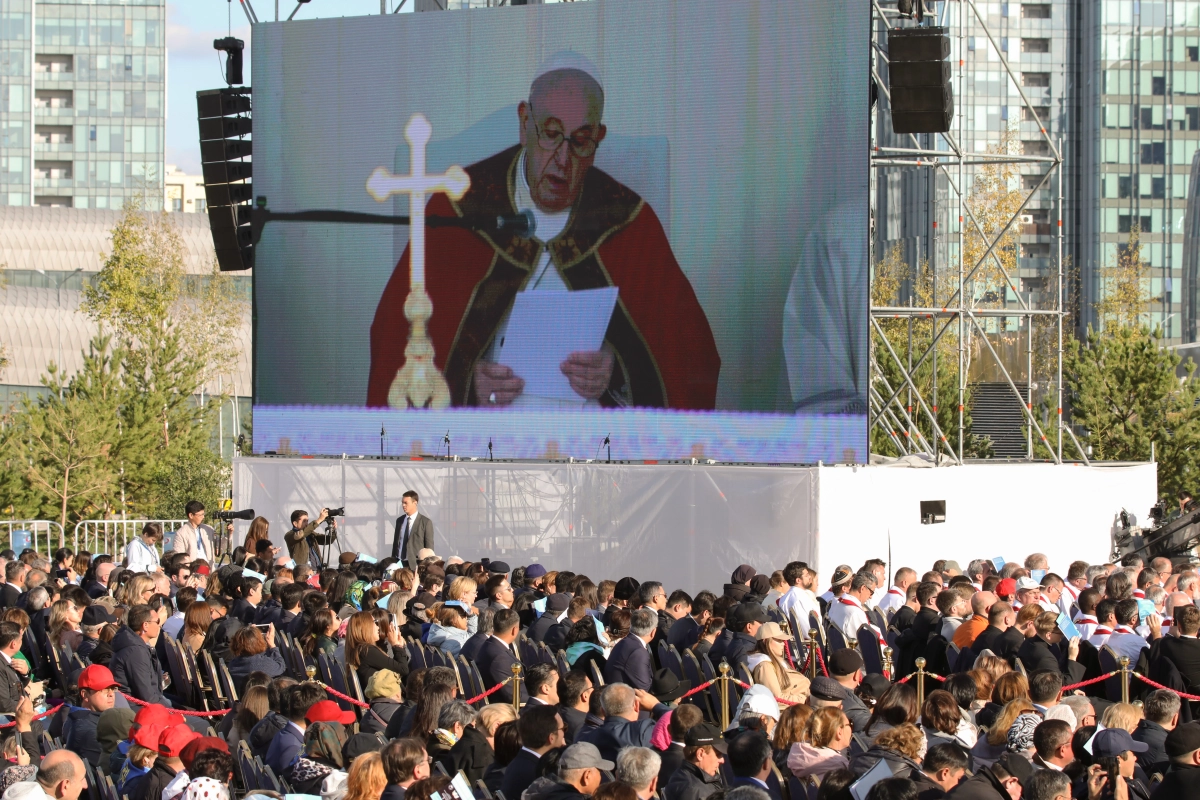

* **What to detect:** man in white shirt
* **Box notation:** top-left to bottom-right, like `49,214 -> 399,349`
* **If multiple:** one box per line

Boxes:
172,501 -> 216,563
778,561 -> 821,637
828,572 -> 876,644
1038,575 -> 1066,613
1015,577 -> 1043,611
877,567 -> 917,618
123,524 -> 162,574
1062,562 -> 1089,616
819,565 -> 855,606
1072,588 -> 1101,641
1107,598 -> 1158,663
1089,598 -> 1118,650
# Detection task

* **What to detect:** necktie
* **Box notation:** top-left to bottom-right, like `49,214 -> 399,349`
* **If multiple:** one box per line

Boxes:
400,516 -> 411,561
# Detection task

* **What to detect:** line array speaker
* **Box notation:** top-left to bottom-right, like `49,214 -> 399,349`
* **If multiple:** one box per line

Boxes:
197,87 -> 253,271
887,26 -> 954,134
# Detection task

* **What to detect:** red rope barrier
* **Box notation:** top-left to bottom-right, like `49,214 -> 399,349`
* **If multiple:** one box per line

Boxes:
1132,673 -> 1200,702
465,677 -> 513,706
897,671 -> 946,685
120,693 -> 230,717
730,677 -> 798,706
0,705 -> 59,729
814,644 -> 829,677
1061,672 -> 1118,692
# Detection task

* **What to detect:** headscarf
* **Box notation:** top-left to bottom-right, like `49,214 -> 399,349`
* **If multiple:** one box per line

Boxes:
306,720 -> 350,769
0,765 -> 38,795
183,777 -> 230,800
345,581 -> 369,612
1006,712 -> 1041,753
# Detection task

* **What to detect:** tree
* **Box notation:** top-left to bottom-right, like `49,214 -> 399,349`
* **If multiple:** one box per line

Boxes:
1064,324 -> 1200,502
1095,223 -> 1152,330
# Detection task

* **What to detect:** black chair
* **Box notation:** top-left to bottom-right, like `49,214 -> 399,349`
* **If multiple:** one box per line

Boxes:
680,650 -> 715,722
476,781 -> 494,799
406,638 -> 429,671
217,657 -> 240,705
555,650 -> 571,677
700,656 -> 736,723
868,607 -> 889,633
856,625 -> 884,675
200,650 -> 230,709
235,741 -> 257,791
1099,646 -> 1125,703
825,623 -> 847,652
318,653 -> 356,714
589,660 -> 605,690
664,644 -> 686,681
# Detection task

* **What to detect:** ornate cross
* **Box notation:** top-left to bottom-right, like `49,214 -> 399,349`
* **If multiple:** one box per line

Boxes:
366,113 -> 471,409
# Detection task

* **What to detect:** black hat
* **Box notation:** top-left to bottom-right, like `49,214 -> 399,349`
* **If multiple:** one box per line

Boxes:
82,605 -> 116,626
731,565 -> 756,584
649,668 -> 691,704
810,677 -> 843,702
749,575 -> 772,596
488,561 -> 510,575
342,732 -> 384,763
1093,728 -> 1150,759
994,752 -> 1034,786
827,648 -> 865,677
614,577 -> 641,601
546,593 -> 571,614
730,603 -> 769,627
684,722 -> 729,754
1166,722 -> 1200,759
858,673 -> 891,700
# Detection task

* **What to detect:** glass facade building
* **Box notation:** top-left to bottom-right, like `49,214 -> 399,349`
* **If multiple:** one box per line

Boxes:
0,0 -> 165,211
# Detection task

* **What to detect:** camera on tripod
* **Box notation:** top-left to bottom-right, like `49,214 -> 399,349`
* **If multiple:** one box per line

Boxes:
217,508 -> 255,521
325,507 -> 346,518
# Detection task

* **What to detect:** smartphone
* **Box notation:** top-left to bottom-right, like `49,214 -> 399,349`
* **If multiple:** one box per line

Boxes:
254,624 -> 272,631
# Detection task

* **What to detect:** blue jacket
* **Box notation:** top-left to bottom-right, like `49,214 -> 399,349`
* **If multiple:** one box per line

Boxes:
721,632 -> 758,671
603,635 -> 653,691
500,748 -> 542,800
265,720 -> 306,776
729,777 -> 782,800
578,715 -> 657,762
476,636 -> 529,705
109,626 -> 168,706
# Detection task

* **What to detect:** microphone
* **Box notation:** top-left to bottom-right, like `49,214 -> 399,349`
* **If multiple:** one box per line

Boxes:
497,210 -> 536,239
488,439 -> 493,461
443,430 -> 451,457
596,433 -> 611,462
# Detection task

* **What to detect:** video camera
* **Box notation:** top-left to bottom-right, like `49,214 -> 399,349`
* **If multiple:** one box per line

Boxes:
325,507 -> 346,518
216,508 -> 256,521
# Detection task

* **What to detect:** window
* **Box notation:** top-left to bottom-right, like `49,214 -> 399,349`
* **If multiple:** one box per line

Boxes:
1153,76 -> 1167,96
34,161 -> 72,180
1118,176 -> 1133,199
1022,72 -> 1050,88
124,54 -> 133,72
34,55 -> 72,74
1140,105 -> 1165,129
33,90 -> 72,109
1022,38 -> 1050,53
89,125 -> 96,142
1021,3 -> 1050,18
195,198 -> 206,213
1023,139 -> 1050,156
1141,141 -> 1166,164
34,125 -> 71,145
170,197 -> 182,212
1022,106 -> 1050,122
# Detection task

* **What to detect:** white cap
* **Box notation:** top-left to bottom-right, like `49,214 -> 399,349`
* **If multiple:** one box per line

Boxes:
726,684 -> 781,729
533,50 -> 603,89
1016,577 -> 1041,592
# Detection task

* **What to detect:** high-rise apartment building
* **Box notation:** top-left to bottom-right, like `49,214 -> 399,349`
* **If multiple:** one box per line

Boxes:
0,0 -> 166,211
1081,0 -> 1200,342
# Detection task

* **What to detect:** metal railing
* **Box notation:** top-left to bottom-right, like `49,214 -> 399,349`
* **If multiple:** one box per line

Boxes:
73,519 -> 188,560
0,521 -> 65,556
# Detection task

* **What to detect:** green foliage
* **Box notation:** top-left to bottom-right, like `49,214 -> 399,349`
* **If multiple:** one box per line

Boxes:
1064,324 -> 1200,502
0,205 -> 247,533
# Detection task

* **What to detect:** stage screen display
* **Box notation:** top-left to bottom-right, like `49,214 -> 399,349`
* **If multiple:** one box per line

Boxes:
251,0 -> 869,463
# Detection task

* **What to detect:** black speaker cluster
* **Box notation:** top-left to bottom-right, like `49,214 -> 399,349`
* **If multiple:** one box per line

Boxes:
197,87 -> 254,272
887,26 -> 954,134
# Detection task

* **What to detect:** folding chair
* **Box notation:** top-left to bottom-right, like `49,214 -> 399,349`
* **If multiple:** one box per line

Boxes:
318,653 -> 356,713
476,781 -> 494,800
589,660 -> 605,690
200,650 -> 231,709
665,644 -> 685,681
1099,646 -> 1125,703
406,638 -> 429,671
217,657 -> 241,705
825,623 -> 848,652
555,650 -> 571,677
680,650 -> 715,722
234,741 -> 256,792
856,625 -> 884,675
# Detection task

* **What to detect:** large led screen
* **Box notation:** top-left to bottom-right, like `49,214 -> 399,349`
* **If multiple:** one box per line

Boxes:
251,0 -> 869,463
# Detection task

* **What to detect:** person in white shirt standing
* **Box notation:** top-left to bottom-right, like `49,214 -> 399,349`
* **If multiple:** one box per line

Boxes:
1089,598 -> 1118,650
1072,588 -> 1101,641
828,572 -> 876,644
877,567 -> 917,619
778,561 -> 821,637
1107,597 -> 1159,663
123,523 -> 162,574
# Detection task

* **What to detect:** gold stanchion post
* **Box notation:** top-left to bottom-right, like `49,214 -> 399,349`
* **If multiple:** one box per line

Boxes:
512,663 -> 523,714
807,633 -> 818,680
915,657 -> 927,707
718,662 -> 731,730
305,665 -> 317,681
1119,656 -> 1130,704
883,647 -> 893,680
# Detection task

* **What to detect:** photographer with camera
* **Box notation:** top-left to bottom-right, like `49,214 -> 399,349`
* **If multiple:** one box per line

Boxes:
285,508 -> 339,572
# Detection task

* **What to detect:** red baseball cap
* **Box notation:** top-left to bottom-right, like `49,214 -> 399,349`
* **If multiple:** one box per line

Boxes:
193,564 -> 211,576
180,736 -> 229,770
78,664 -> 120,691
159,725 -> 201,758
132,722 -> 165,749
132,704 -> 173,732
305,700 -> 356,725
997,578 -> 1017,598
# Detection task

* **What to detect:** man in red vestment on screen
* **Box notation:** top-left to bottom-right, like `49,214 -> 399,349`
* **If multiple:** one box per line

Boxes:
367,54 -> 719,410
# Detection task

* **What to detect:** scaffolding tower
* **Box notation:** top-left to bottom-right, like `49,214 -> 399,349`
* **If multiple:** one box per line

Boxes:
870,0 -> 1089,465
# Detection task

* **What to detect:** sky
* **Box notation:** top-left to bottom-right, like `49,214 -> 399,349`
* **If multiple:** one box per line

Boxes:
166,0 -> 412,174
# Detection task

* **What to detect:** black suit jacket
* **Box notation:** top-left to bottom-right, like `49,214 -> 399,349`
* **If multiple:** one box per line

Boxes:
604,635 -> 653,690
668,615 -> 702,653
1015,636 -> 1086,685
543,621 -> 571,655
560,705 -> 587,744
500,748 -> 542,800
1159,636 -> 1200,695
477,636 -> 528,705
0,585 -> 17,609
527,614 -> 558,644
391,512 -> 434,566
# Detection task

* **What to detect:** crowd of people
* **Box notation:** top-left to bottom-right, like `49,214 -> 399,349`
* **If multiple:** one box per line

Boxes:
1,499 -> 1200,800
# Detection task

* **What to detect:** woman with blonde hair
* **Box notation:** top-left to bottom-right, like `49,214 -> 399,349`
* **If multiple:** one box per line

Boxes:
788,707 -> 853,787
972,698 -> 1037,768
1101,702 -> 1143,733
48,597 -> 83,653
345,610 -> 410,687
343,751 -> 386,800
977,671 -> 1030,730
244,516 -> 271,554
475,704 -> 518,747
750,622 -> 810,706
182,600 -> 213,653
123,573 -> 156,606
443,577 -> 480,635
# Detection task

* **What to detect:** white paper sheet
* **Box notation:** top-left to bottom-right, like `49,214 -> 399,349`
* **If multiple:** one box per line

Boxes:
494,287 -> 619,402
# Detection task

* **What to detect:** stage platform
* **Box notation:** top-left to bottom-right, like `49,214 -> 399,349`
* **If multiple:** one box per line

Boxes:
233,456 -> 1157,593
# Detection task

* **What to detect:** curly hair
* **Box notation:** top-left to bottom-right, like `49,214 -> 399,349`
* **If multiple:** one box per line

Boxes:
874,723 -> 925,761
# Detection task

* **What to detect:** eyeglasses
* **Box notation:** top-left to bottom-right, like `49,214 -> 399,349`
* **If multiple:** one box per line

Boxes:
529,106 -> 601,158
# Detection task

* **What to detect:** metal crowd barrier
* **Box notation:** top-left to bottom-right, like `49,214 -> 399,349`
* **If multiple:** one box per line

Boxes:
0,521 -> 65,556
73,519 -> 187,560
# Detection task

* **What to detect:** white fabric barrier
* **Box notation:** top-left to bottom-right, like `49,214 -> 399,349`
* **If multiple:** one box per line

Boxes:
233,457 -> 1156,592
